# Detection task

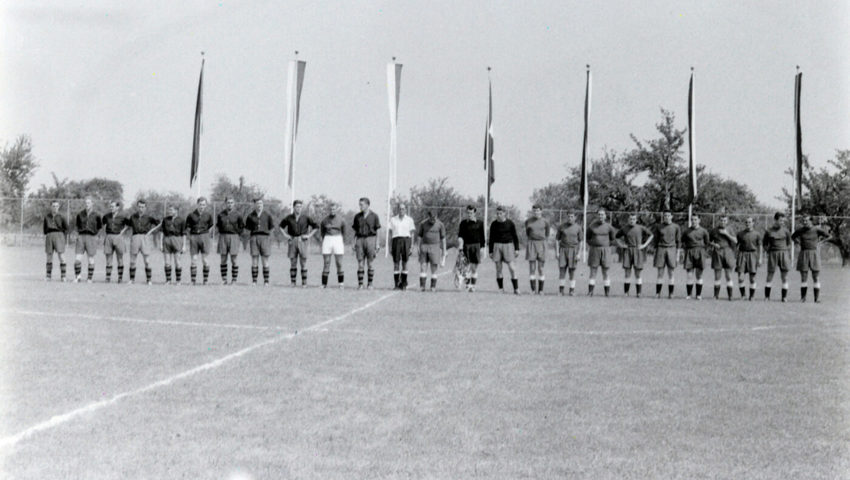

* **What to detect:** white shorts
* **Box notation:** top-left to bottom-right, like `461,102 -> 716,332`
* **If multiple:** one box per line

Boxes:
322,234 -> 345,255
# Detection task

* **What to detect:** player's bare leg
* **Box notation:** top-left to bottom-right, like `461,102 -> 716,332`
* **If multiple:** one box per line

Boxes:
173,252 -> 183,284
299,255 -> 308,287
800,270 -> 809,301
810,271 -> 819,302
779,269 -> 789,302
366,257 -> 375,289
765,269 -> 776,300
321,254 -> 332,288
588,266 -> 598,296
429,262 -> 439,291
536,261 -> 545,294
601,267 -> 611,297
334,254 -> 344,288
634,269 -> 643,298
506,260 -> 519,294
73,252 -> 86,282
419,261 -> 429,291
260,255 -> 270,285
623,268 -> 632,296
220,254 -> 229,285
495,261 -> 505,292
357,258 -> 366,289
142,253 -> 152,285
528,261 -> 538,294
163,250 -> 173,284
694,267 -> 704,299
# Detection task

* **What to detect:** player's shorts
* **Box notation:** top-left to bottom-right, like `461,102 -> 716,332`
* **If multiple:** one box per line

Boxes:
322,234 -> 344,255
766,250 -> 790,273
419,243 -> 442,265
587,246 -> 610,268
736,251 -> 758,274
162,236 -> 183,254
75,234 -> 98,256
355,236 -> 377,261
217,233 -> 241,255
684,247 -> 708,270
462,242 -> 482,265
45,232 -> 66,255
796,249 -> 820,273
622,247 -> 646,270
249,235 -> 271,257
491,242 -> 516,263
525,240 -> 546,262
103,234 -> 125,256
558,246 -> 579,269
654,247 -> 678,269
288,237 -> 310,260
130,234 -> 153,256
189,234 -> 211,255
711,247 -> 736,270
392,237 -> 412,263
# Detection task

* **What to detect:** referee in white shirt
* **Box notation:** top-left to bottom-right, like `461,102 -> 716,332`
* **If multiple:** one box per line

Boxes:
389,204 -> 416,290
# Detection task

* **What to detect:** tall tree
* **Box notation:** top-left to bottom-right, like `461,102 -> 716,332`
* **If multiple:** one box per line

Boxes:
624,109 -> 687,211
0,135 -> 39,198
781,150 -> 850,266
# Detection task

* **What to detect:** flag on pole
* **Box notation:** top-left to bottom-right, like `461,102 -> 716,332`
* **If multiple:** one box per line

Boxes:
284,59 -> 307,192
189,57 -> 204,188
579,67 -> 591,207
387,62 -> 402,193
484,80 -> 495,189
794,71 -> 803,200
687,68 -> 697,205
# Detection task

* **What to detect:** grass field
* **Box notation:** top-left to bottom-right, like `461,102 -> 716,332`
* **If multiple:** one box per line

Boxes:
1,245 -> 849,479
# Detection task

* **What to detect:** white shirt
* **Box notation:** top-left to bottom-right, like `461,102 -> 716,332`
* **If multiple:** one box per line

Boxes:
389,215 -> 416,238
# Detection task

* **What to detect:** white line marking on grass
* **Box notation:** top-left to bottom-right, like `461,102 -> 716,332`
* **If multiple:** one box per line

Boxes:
0,292 -> 396,450
3,309 -> 280,331
325,324 -> 807,337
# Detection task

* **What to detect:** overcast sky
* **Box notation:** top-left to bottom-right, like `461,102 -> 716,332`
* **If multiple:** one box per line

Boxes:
2,0 -> 848,216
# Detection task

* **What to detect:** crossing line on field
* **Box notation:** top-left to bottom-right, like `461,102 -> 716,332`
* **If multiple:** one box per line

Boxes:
3,309 -> 281,331
0,291 -> 397,451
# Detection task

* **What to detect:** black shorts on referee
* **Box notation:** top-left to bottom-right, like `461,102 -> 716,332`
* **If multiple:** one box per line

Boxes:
391,237 -> 412,263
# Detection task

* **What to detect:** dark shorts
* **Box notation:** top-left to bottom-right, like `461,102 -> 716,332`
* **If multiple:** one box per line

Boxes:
525,240 -> 546,262
189,234 -> 211,255
163,236 -> 183,254
462,242 -> 482,265
684,247 -> 708,270
288,237 -> 309,260
130,234 -> 154,256
355,236 -> 377,261
622,247 -> 646,270
796,249 -> 820,273
75,234 -> 98,256
45,232 -> 66,255
392,237 -> 412,263
766,250 -> 790,273
654,247 -> 678,269
587,246 -> 610,269
736,251 -> 758,274
558,246 -> 579,269
711,247 -> 736,270
419,243 -> 442,266
218,234 -> 241,255
491,243 -> 515,263
103,234 -> 125,256
250,235 -> 271,257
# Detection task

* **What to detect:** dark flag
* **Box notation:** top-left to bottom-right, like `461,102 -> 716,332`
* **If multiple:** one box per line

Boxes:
687,68 -> 697,205
484,79 -> 495,188
190,57 -> 204,189
794,71 -> 803,200
580,67 -> 591,207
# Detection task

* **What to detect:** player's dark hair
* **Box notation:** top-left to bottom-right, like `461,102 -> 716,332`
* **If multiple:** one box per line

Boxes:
801,213 -> 812,221
51,200 -> 60,206
532,204 -> 542,210
496,206 -> 505,212
466,205 -> 477,212
196,196 -> 207,204
224,196 -> 234,202
137,199 -> 146,205
662,210 -> 672,215
359,197 -> 370,206
597,208 -> 606,214
774,211 -> 786,220
720,214 -> 728,220
253,197 -> 263,203
293,200 -> 303,207
112,201 -> 122,208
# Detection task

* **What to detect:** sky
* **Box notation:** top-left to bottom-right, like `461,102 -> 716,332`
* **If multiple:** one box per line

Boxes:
2,0 -> 849,218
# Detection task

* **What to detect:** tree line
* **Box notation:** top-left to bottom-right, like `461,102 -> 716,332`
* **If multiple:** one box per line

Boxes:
2,109 -> 848,264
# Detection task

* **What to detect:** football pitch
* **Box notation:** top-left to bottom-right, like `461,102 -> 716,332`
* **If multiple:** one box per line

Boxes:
1,246 -> 848,479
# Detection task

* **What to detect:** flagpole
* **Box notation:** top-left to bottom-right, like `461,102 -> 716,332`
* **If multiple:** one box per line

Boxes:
581,65 -> 591,263
385,57 -> 399,258
483,67 -> 492,243
190,51 -> 205,201
688,66 -> 695,227
791,66 -> 801,263
289,51 -> 300,207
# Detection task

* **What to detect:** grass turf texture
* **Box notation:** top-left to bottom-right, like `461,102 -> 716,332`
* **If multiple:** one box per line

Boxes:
1,246 -> 848,478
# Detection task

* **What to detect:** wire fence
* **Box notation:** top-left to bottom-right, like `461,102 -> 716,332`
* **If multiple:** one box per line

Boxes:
1,198 -> 844,263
